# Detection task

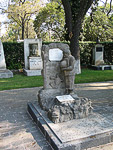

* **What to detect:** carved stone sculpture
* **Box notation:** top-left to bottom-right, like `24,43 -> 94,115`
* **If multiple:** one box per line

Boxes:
38,43 -> 93,123
60,49 -> 76,94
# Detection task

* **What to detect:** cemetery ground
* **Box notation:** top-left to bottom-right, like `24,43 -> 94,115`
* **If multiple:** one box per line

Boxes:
1,68 -> 113,150
0,69 -> 113,91
1,81 -> 113,150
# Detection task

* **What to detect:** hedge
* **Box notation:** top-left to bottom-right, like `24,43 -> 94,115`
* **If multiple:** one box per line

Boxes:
3,42 -> 24,69
2,41 -> 113,69
80,42 -> 113,65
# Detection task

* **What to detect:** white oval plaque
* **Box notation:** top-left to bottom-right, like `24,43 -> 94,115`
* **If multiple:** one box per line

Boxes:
49,48 -> 63,61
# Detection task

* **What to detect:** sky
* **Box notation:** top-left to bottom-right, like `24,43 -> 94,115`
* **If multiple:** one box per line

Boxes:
0,0 -> 113,36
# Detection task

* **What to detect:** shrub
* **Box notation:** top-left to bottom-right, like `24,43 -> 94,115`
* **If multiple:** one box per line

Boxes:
3,42 -> 24,69
2,41 -> 113,69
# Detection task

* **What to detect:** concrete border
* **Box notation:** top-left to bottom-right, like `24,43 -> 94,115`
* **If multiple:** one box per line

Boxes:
27,102 -> 113,150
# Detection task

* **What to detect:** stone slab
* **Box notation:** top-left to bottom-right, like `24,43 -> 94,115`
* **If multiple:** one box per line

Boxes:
49,48 -> 63,61
23,69 -> 41,76
56,95 -> 75,103
27,102 -> 113,150
0,69 -> 13,78
29,57 -> 42,70
91,65 -> 113,70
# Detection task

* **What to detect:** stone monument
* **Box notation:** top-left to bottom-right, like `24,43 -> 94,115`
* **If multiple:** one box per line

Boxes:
93,44 -> 104,66
38,43 -> 92,123
23,38 -> 42,76
0,40 -> 13,78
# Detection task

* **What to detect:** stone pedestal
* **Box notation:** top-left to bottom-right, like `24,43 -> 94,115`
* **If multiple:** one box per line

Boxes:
0,70 -> 13,78
29,57 -> 42,70
28,102 -> 113,150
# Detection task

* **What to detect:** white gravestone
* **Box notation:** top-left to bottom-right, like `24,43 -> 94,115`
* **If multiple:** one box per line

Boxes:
93,44 -> 104,66
23,38 -> 42,76
0,40 -> 13,78
0,40 -> 6,69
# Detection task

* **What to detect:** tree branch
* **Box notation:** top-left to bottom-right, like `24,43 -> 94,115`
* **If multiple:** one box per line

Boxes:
61,0 -> 72,34
11,16 -> 21,26
107,0 -> 113,16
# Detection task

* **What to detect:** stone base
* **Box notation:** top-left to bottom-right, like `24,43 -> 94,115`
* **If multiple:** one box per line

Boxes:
23,69 -> 41,76
48,96 -> 92,123
38,89 -> 92,123
28,102 -> 113,150
91,65 -> 113,70
0,69 -> 13,78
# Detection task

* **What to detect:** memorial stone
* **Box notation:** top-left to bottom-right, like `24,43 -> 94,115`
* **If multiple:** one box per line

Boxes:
38,43 -> 93,123
0,40 -> 13,78
23,38 -> 42,76
93,44 -> 104,66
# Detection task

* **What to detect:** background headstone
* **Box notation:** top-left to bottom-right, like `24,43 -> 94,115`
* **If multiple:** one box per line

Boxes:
0,40 -> 6,69
0,40 -> 13,78
23,38 -> 42,76
93,44 -> 104,66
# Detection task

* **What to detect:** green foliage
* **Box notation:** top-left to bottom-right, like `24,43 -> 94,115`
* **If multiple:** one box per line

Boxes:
2,41 -> 113,70
34,1 -> 65,41
4,0 -> 42,40
3,42 -> 24,69
80,42 -> 95,65
82,4 -> 113,41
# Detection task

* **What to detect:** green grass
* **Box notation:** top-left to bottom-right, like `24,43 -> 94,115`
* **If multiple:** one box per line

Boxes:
0,74 -> 43,91
75,69 -> 113,83
0,69 -> 113,91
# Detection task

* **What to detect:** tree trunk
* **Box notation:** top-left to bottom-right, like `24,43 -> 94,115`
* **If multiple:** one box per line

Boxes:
70,21 -> 82,74
26,21 -> 29,38
22,19 -> 25,39
61,0 -> 94,74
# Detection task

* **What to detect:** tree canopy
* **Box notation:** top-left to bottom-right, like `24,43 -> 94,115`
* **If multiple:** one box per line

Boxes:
34,1 -> 65,41
4,0 -> 43,39
81,4 -> 113,41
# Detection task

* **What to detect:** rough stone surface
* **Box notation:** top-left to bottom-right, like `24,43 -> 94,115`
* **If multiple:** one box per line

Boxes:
38,43 -> 92,123
48,96 -> 92,123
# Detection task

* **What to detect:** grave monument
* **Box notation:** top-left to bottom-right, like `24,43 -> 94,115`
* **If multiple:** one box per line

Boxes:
93,44 -> 104,66
28,43 -> 113,150
38,43 -> 92,123
0,40 -> 13,78
92,44 -> 113,70
23,38 -> 42,76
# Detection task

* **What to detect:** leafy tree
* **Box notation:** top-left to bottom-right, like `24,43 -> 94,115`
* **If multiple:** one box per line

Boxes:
34,1 -> 65,41
1,20 -> 36,42
82,4 -> 113,41
5,0 -> 43,39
